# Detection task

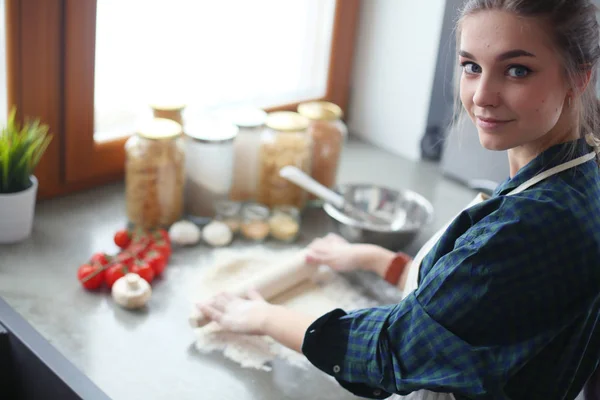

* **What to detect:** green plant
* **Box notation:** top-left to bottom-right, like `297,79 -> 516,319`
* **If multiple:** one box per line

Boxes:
0,108 -> 52,194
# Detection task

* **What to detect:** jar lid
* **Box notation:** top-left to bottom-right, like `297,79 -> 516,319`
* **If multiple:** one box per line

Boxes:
149,102 -> 187,111
297,101 -> 343,121
184,116 -> 239,143
213,107 -> 267,128
265,111 -> 310,132
137,118 -> 183,140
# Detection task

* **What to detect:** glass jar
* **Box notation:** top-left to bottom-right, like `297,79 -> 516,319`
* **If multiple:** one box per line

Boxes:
269,206 -> 301,243
240,203 -> 271,242
297,101 -> 348,202
257,111 -> 312,209
125,118 -> 185,229
150,103 -> 186,126
214,199 -> 242,234
215,107 -> 267,202
183,116 -> 239,218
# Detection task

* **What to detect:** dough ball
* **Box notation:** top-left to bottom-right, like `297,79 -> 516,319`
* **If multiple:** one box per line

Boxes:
203,221 -> 233,247
169,220 -> 202,246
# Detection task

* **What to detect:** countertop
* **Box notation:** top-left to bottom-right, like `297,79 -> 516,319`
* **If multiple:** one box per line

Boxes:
0,140 -> 477,400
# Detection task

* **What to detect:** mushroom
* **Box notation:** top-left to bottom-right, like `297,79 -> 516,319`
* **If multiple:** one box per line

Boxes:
111,273 -> 152,309
202,220 -> 233,247
168,220 -> 202,246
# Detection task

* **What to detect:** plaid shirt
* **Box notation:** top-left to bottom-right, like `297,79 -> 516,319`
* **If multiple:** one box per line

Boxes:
302,138 -> 600,399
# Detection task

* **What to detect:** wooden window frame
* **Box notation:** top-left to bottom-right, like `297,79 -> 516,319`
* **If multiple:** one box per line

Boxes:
7,0 -> 361,199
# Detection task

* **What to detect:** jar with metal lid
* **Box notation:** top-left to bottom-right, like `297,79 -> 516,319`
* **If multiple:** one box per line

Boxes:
240,203 -> 270,242
269,206 -> 301,243
257,111 -> 312,209
150,102 -> 186,126
297,101 -> 347,202
214,107 -> 267,202
214,199 -> 242,234
183,116 -> 239,218
125,118 -> 185,229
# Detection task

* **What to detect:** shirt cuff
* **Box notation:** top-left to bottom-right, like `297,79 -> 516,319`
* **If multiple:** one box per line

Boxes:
302,308 -> 393,399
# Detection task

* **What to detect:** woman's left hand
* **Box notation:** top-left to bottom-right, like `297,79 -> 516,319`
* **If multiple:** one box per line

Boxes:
196,290 -> 271,335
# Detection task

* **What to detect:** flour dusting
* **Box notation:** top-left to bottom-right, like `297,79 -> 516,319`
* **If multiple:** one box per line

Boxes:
188,247 -> 377,370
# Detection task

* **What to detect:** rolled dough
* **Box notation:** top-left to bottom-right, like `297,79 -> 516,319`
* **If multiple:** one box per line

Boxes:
188,247 -> 377,371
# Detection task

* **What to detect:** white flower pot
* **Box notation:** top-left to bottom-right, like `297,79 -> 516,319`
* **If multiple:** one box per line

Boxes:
0,176 -> 38,244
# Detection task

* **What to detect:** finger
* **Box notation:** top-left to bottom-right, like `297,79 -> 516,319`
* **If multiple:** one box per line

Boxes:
306,250 -> 324,265
213,293 -> 233,311
306,238 -> 324,250
246,288 -> 264,301
197,304 -> 224,324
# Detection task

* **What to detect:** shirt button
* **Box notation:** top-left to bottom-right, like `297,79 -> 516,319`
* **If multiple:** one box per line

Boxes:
333,365 -> 341,373
373,389 -> 382,396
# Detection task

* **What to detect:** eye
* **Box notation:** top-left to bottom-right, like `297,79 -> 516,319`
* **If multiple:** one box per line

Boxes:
507,65 -> 531,78
461,62 -> 482,75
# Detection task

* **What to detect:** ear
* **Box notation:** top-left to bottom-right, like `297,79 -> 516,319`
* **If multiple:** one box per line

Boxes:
573,69 -> 593,94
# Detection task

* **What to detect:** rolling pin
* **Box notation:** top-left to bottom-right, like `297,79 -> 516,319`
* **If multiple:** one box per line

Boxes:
189,250 -> 317,328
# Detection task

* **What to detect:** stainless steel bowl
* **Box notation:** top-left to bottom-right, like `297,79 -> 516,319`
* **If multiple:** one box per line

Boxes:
323,183 -> 434,251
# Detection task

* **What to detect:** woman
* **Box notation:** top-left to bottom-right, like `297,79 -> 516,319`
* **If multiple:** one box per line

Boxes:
198,0 -> 600,398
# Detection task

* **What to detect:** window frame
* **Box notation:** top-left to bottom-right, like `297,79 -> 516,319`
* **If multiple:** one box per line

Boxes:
7,0 -> 361,199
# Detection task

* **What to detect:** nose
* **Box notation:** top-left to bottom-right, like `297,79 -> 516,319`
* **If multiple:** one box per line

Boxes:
472,74 -> 501,108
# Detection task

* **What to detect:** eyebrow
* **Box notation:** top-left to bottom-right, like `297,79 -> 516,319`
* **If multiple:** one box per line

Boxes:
459,49 -> 536,61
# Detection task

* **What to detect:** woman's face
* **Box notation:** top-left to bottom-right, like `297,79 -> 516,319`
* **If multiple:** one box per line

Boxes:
459,10 -> 570,152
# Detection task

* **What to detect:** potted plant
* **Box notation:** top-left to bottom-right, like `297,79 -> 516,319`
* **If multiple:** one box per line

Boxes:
0,108 -> 52,243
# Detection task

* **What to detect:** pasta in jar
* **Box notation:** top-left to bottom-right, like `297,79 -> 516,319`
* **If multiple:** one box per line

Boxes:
257,112 -> 312,209
125,118 -> 185,229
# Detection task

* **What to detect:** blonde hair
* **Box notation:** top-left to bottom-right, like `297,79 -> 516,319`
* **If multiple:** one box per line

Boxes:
453,0 -> 600,153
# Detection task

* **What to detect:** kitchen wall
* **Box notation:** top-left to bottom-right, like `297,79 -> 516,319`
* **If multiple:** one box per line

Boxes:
346,0 -> 447,161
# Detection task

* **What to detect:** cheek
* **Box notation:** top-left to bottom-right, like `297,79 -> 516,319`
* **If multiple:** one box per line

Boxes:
510,85 -> 563,127
459,78 -> 474,113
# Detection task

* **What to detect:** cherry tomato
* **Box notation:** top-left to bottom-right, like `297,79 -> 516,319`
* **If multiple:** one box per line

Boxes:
127,242 -> 149,259
145,250 -> 167,276
105,263 -> 128,289
158,228 -> 170,245
116,252 -> 135,267
89,252 -> 110,267
130,261 -> 155,284
77,264 -> 105,290
114,229 -> 131,249
151,241 -> 171,261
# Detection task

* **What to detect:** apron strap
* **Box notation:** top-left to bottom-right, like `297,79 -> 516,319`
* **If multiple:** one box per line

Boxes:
507,152 -> 596,196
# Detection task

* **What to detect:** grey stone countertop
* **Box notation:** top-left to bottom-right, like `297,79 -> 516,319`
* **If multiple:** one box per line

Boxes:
0,140 -> 477,400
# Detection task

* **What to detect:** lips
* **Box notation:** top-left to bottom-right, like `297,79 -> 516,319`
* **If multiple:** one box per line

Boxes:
475,116 -> 514,130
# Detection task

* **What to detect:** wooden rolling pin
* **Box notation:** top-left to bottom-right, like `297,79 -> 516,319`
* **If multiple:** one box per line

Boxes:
189,250 -> 317,328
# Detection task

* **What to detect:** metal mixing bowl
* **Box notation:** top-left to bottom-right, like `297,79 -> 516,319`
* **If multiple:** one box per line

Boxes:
322,183 -> 434,251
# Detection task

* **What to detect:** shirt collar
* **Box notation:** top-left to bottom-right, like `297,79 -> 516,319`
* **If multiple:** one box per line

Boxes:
493,138 -> 594,197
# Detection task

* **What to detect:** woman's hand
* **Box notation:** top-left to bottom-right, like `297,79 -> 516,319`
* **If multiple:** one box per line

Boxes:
196,290 -> 270,335
306,233 -> 409,280
197,290 -> 317,353
306,233 -> 363,272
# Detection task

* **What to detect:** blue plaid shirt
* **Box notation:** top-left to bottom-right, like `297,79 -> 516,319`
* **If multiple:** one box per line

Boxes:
302,138 -> 600,399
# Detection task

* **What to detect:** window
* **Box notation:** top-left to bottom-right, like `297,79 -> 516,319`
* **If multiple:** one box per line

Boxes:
94,0 -> 336,142
7,0 -> 360,198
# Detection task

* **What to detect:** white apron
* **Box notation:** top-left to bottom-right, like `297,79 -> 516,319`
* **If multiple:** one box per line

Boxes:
391,151 -> 596,400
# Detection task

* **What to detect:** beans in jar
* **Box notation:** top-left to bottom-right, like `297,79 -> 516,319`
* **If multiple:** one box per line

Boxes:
297,101 -> 347,199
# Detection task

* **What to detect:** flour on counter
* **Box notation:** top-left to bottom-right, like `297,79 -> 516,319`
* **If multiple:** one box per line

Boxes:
187,247 -> 377,371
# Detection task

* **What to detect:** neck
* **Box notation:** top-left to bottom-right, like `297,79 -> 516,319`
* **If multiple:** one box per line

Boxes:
507,123 -> 579,178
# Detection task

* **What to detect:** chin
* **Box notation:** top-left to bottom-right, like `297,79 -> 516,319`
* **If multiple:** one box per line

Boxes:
477,131 -> 513,151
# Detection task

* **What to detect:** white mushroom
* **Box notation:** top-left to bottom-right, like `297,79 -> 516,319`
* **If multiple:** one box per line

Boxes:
202,220 -> 233,247
168,220 -> 202,246
112,273 -> 152,309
